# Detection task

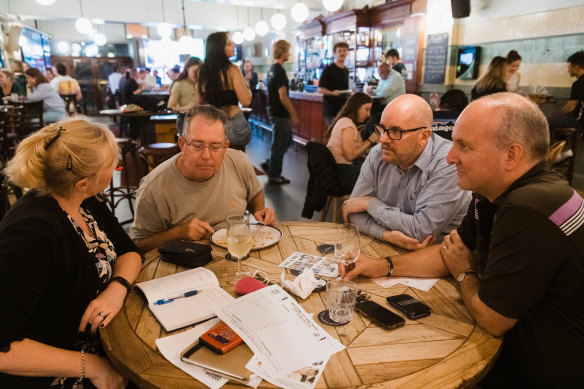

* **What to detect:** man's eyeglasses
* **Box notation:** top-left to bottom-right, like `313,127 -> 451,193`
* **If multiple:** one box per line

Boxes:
183,139 -> 226,154
374,124 -> 427,140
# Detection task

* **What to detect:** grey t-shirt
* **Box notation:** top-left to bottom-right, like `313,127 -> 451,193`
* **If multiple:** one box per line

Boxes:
129,149 -> 262,240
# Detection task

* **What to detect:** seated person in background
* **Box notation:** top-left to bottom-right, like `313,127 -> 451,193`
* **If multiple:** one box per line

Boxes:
548,50 -> 584,132
24,68 -> 67,123
138,68 -> 157,91
506,50 -> 522,93
0,70 -> 25,100
50,62 -> 83,102
327,92 -> 380,193
367,62 -> 405,107
471,56 -> 508,100
0,117 -> 142,388
432,89 -> 469,140
130,105 -> 275,253
340,93 -> 584,388
9,60 -> 26,92
343,94 -> 470,250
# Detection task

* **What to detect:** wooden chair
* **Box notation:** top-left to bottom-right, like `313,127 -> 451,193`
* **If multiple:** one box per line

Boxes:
5,101 -> 44,140
321,194 -> 350,223
546,140 -> 566,167
550,127 -> 582,185
139,142 -> 180,171
60,94 -> 81,116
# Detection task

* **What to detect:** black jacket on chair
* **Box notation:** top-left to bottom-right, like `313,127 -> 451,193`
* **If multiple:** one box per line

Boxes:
302,141 -> 349,219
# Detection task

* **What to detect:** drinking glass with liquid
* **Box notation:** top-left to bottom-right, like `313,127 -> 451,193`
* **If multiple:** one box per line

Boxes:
327,279 -> 358,323
227,214 -> 252,279
335,223 -> 360,273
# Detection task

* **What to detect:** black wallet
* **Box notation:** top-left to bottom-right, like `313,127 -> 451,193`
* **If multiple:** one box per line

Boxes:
158,240 -> 213,268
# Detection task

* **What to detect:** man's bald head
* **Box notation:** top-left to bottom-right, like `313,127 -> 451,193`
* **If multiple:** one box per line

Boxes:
381,94 -> 433,130
464,93 -> 549,162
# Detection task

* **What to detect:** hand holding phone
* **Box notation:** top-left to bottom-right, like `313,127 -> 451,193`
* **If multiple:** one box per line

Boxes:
355,300 -> 405,330
386,294 -> 431,320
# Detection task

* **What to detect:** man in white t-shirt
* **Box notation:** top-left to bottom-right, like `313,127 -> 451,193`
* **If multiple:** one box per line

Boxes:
130,105 -> 276,252
108,65 -> 123,93
50,63 -> 82,101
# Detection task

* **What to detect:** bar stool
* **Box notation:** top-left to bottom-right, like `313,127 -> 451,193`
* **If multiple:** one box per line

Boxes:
139,142 -> 181,171
321,194 -> 350,223
104,138 -> 145,224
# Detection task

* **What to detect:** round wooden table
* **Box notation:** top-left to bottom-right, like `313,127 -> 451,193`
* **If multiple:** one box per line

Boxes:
101,222 -> 501,389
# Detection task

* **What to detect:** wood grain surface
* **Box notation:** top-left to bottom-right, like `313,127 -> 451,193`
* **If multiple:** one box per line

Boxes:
101,222 -> 501,389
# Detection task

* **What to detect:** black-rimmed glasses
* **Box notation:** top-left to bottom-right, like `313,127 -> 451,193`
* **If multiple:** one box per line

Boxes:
374,124 -> 427,140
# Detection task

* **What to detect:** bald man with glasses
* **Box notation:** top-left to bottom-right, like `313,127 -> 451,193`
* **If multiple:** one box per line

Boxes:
342,94 -> 470,250
130,105 -> 275,252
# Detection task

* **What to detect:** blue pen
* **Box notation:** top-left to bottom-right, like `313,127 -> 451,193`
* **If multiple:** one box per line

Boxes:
153,290 -> 198,305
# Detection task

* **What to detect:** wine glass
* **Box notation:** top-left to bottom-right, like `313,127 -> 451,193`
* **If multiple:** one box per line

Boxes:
227,214 -> 252,279
335,224 -> 360,272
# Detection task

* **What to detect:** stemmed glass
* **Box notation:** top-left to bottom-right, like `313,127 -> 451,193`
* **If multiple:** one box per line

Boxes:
335,224 -> 360,272
227,214 -> 252,279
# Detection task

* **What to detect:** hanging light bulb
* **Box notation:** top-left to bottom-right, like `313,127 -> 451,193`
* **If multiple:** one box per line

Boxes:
255,20 -> 269,36
75,18 -> 92,35
94,33 -> 107,46
322,0 -> 343,12
57,41 -> 70,54
271,13 -> 287,30
178,31 -> 195,53
243,27 -> 255,41
157,23 -> 172,38
291,2 -> 309,23
35,0 -> 56,5
232,31 -> 244,45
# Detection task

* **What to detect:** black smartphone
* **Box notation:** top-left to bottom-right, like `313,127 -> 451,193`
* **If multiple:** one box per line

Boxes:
355,300 -> 405,330
386,294 -> 431,320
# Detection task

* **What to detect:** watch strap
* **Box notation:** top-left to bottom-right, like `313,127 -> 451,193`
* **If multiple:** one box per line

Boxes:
457,270 -> 478,284
110,276 -> 132,294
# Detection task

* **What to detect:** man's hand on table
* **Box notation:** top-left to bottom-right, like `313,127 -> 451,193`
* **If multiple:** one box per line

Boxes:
338,254 -> 388,281
254,207 -> 276,225
179,218 -> 215,241
440,230 -> 474,278
342,196 -> 373,222
383,230 -> 435,251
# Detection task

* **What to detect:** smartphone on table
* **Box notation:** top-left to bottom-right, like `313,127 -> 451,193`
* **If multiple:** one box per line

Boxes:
386,294 -> 431,320
355,300 -> 405,330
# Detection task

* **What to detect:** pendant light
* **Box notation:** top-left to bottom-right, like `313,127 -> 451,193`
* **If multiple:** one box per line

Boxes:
255,8 -> 269,37
75,0 -> 93,35
271,1 -> 287,31
291,1 -> 309,23
323,0 -> 343,12
243,7 -> 255,41
178,0 -> 195,52
232,7 -> 244,45
157,0 -> 172,38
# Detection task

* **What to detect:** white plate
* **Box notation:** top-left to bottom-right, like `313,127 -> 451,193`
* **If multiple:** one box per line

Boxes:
211,225 -> 283,250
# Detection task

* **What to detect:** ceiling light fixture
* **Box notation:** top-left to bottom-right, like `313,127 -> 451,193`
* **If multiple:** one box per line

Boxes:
35,0 -> 56,5
75,0 -> 93,35
255,8 -> 269,36
291,1 -> 309,23
178,0 -> 195,53
157,0 -> 172,38
94,32 -> 107,46
271,0 -> 287,31
322,0 -> 343,12
232,7 -> 244,45
243,7 -> 255,41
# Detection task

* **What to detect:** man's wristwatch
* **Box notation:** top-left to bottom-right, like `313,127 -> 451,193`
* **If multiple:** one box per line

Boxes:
110,276 -> 132,294
457,270 -> 479,284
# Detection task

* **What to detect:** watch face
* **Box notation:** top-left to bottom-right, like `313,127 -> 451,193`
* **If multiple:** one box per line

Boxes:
457,272 -> 466,283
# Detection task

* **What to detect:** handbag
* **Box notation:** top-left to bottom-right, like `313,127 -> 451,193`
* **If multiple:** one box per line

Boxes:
158,239 -> 213,268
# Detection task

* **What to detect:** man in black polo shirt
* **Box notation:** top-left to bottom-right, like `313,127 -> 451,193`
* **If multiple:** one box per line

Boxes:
265,39 -> 299,185
340,93 -> 584,388
549,50 -> 584,131
318,42 -> 349,126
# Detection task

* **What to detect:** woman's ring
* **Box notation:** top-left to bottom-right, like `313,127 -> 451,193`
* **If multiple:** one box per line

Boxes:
98,312 -> 106,318
442,243 -> 447,249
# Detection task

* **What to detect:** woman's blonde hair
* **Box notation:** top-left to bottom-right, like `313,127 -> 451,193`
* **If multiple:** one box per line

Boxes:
4,116 -> 119,198
474,56 -> 508,95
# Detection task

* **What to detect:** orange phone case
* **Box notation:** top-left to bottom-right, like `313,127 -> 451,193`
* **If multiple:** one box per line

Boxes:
199,322 -> 243,354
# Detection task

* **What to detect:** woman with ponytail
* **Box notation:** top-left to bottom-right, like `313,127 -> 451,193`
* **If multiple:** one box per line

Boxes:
0,117 -> 141,388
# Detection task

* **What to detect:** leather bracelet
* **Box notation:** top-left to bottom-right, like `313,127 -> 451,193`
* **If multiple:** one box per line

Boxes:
110,276 -> 132,294
385,256 -> 394,277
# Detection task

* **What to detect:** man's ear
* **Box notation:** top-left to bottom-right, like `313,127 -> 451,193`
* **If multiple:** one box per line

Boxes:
419,128 -> 431,145
504,143 -> 524,170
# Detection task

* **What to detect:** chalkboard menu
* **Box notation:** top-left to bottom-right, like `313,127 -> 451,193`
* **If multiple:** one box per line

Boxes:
424,33 -> 449,84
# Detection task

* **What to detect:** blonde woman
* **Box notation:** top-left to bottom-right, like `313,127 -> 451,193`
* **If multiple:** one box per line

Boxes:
0,117 -> 141,388
471,56 -> 508,100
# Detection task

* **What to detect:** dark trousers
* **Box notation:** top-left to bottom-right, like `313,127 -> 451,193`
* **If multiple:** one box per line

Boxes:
268,117 -> 292,178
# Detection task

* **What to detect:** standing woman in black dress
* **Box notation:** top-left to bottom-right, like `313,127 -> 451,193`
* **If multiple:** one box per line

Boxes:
196,32 -> 252,150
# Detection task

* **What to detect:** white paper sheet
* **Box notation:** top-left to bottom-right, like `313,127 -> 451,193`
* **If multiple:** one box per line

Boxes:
371,276 -> 439,292
247,355 -> 329,389
155,319 -> 229,389
214,285 -> 345,379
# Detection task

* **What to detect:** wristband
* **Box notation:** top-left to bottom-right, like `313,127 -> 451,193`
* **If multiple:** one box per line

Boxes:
110,276 -> 132,294
385,256 -> 394,277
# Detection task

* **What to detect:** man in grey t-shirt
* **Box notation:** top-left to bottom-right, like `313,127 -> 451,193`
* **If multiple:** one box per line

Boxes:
130,105 -> 275,252
342,95 -> 470,251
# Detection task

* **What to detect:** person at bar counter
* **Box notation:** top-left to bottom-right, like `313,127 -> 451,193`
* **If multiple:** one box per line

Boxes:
471,56 -> 508,100
168,56 -> 202,135
130,105 -> 275,253
327,92 -> 379,193
264,39 -> 300,185
318,41 -> 350,126
342,94 -> 470,250
340,93 -> 584,388
505,50 -> 522,93
24,68 -> 67,123
0,117 -> 141,388
367,62 -> 405,107
385,49 -> 407,79
196,32 -> 253,151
